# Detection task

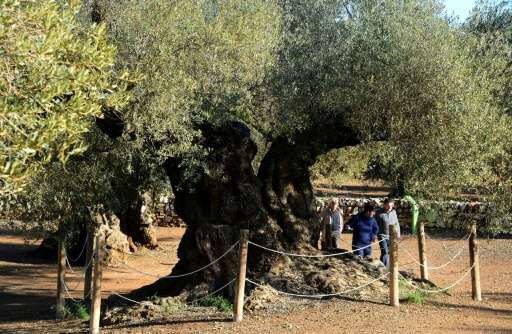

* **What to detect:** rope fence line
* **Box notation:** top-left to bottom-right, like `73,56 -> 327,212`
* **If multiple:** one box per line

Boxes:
105,278 -> 236,307
61,251 -> 96,292
245,271 -> 390,299
66,233 -> 89,263
104,241 -> 239,279
401,246 -> 465,271
62,278 -> 91,303
56,224 -> 485,330
248,237 -> 388,258
65,250 -> 94,274
424,232 -> 471,258
399,263 -> 476,294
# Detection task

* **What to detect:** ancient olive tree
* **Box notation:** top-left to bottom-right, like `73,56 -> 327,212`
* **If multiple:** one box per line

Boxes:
0,0 -> 131,195
81,0 -> 506,300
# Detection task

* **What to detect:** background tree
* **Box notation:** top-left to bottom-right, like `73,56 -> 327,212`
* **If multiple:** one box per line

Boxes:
465,1 -> 512,218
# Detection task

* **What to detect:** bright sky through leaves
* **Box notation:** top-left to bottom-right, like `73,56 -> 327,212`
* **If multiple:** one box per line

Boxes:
444,0 -> 477,20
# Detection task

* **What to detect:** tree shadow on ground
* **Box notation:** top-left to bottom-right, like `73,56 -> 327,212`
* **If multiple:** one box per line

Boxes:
314,183 -> 393,198
439,326 -> 512,333
0,241 -> 55,265
0,292 -> 54,323
339,296 -> 388,306
103,317 -> 232,332
427,299 -> 512,316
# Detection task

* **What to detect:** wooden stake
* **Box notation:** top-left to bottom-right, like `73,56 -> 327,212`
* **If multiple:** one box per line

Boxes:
90,233 -> 104,334
389,224 -> 399,307
56,239 -> 66,319
84,232 -> 95,303
234,229 -> 249,322
469,224 -> 482,301
417,221 -> 429,281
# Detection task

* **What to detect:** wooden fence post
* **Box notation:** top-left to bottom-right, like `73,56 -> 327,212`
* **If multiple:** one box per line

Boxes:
469,224 -> 482,301
84,232 -> 95,304
56,239 -> 66,319
417,221 -> 429,281
234,229 -> 249,322
90,233 -> 105,334
389,224 -> 399,307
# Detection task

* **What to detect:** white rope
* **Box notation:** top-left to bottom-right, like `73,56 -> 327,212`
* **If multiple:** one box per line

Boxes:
105,278 -> 236,307
401,246 -> 465,271
425,232 -> 471,242
62,279 -> 82,303
113,241 -> 239,279
65,250 -> 94,274
188,279 -> 236,304
399,263 -> 476,294
66,234 -> 89,263
424,233 -> 471,258
107,291 -> 147,305
62,254 -> 95,291
245,272 -> 389,298
248,238 -> 388,258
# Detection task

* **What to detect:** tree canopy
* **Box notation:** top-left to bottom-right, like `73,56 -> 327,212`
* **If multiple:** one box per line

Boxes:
6,0 -> 512,232
0,0 -> 131,195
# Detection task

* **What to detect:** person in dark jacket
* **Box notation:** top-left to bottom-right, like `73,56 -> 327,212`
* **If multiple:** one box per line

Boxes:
349,202 -> 379,258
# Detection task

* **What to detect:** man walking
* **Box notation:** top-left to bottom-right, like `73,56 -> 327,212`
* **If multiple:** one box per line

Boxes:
376,198 -> 400,267
320,198 -> 343,250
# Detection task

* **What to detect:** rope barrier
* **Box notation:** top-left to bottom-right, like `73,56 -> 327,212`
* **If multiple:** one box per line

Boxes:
424,233 -> 471,259
245,271 -> 389,298
401,246 -> 465,271
62,253 -> 94,291
248,238 -> 388,258
65,250 -> 94,274
398,263 -> 476,294
188,279 -> 236,304
105,278 -> 236,307
65,234 -> 89,263
62,278 -> 86,303
108,241 -> 239,279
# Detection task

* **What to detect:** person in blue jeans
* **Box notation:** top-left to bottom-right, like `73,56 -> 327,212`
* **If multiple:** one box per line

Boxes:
349,202 -> 379,258
376,198 -> 401,268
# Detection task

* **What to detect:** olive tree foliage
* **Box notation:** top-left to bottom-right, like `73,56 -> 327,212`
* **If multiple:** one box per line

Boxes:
0,0 -> 132,195
82,0 -> 282,166
465,1 -> 512,209
75,0 -> 508,200
323,0 -> 509,197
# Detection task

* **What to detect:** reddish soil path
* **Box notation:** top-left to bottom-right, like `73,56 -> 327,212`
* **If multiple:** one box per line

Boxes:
0,227 -> 511,334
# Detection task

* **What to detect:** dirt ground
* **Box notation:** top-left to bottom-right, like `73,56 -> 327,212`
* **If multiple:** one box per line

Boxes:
0,226 -> 511,334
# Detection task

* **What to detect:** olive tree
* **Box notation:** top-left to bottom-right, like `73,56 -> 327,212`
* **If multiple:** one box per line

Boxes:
76,0 -> 508,300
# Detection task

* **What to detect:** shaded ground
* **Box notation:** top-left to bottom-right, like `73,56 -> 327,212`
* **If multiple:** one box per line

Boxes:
0,224 -> 511,334
313,179 -> 392,199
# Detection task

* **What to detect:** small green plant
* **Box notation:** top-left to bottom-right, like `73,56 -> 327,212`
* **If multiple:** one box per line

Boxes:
61,303 -> 90,320
405,290 -> 427,304
74,304 -> 90,321
198,295 -> 233,312
61,305 -> 73,319
399,278 -> 430,304
398,278 -> 409,291
160,299 -> 185,314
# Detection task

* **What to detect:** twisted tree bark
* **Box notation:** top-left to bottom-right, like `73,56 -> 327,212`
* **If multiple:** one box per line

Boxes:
129,118 -> 362,300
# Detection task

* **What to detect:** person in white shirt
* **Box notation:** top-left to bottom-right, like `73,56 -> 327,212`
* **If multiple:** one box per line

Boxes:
320,198 -> 343,249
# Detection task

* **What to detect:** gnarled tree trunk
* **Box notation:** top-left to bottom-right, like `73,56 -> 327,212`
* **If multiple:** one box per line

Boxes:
128,119 -> 382,301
